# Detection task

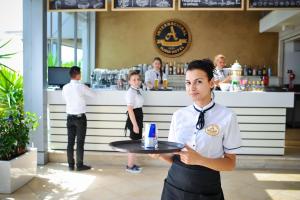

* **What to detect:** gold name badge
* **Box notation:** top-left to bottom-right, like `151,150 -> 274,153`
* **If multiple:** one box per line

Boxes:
205,124 -> 220,136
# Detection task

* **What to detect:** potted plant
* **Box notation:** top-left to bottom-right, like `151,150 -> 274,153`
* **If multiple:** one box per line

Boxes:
0,40 -> 39,194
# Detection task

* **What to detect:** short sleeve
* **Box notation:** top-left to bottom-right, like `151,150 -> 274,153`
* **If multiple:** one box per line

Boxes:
145,70 -> 151,83
125,90 -> 135,107
168,114 -> 176,142
223,112 -> 242,154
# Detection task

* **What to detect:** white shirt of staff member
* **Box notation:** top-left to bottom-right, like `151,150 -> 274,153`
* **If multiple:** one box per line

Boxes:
213,54 -> 231,87
151,59 -> 241,172
145,57 -> 167,89
62,78 -> 95,115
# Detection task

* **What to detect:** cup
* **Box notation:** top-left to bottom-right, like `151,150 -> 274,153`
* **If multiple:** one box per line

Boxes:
154,79 -> 159,90
143,123 -> 158,149
163,79 -> 168,89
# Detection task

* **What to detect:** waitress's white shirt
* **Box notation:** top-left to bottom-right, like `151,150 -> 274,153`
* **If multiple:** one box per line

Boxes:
168,101 -> 241,159
125,87 -> 144,109
145,69 -> 167,87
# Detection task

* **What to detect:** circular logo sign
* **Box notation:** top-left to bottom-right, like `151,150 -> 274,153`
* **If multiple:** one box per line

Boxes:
154,20 -> 192,58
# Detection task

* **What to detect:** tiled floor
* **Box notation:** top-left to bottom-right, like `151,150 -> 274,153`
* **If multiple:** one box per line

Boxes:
1,163 -> 300,200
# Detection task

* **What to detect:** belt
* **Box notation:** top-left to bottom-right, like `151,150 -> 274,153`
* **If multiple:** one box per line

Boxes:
67,114 -> 85,118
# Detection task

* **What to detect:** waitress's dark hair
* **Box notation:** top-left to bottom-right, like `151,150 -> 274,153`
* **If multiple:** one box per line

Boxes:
187,59 -> 215,81
153,57 -> 163,84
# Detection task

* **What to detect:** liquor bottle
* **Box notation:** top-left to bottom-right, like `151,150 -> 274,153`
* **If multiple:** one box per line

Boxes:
243,65 -> 248,76
252,67 -> 257,76
267,67 -> 272,77
165,63 -> 169,76
257,67 -> 263,76
262,65 -> 267,76
247,67 -> 253,76
169,61 -> 173,75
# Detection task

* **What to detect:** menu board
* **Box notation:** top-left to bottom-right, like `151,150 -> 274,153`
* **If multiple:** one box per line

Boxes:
247,0 -> 300,10
179,0 -> 244,10
48,0 -> 107,12
112,0 -> 175,11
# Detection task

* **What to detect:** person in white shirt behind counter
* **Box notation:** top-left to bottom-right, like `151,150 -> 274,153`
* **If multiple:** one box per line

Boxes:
213,54 -> 231,89
62,66 -> 95,171
145,57 -> 167,90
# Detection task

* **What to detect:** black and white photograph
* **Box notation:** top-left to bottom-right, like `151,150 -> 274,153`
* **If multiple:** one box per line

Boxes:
248,0 -> 300,9
112,0 -> 174,10
179,0 -> 244,10
48,0 -> 107,11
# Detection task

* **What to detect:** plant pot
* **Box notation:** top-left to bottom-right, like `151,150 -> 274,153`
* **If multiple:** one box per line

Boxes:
0,148 -> 37,194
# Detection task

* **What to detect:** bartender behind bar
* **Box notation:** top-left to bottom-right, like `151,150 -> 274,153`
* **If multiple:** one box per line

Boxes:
62,66 -> 95,171
213,54 -> 231,89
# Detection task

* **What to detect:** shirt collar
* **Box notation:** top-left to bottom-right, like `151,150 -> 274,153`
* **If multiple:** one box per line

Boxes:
193,100 -> 215,111
130,86 -> 140,90
70,80 -> 80,84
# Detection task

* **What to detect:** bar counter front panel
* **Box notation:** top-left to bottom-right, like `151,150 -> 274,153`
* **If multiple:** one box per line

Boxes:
48,90 -> 294,155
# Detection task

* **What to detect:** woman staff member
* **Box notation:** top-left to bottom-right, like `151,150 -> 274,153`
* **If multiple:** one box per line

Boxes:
214,54 -> 231,88
125,70 -> 144,173
151,59 -> 241,200
145,57 -> 167,90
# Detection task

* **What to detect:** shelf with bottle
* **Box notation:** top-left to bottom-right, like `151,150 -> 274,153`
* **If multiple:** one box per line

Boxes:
241,64 -> 274,77
239,79 -> 266,92
162,61 -> 188,76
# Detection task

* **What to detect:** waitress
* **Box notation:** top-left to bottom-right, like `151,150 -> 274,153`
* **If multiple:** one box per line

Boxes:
151,59 -> 241,200
125,70 -> 144,173
145,57 -> 167,89
214,54 -> 231,88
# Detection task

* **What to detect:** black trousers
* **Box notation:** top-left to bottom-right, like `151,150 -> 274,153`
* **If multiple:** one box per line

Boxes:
66,114 -> 87,167
161,155 -> 224,200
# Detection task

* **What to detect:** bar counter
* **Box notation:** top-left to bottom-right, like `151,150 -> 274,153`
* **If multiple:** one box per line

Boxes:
48,90 -> 294,155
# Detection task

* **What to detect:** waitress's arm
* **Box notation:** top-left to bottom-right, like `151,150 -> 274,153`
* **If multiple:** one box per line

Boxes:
220,76 -> 231,84
146,81 -> 154,89
176,146 -> 236,171
145,71 -> 154,89
197,153 -> 236,171
149,154 -> 173,164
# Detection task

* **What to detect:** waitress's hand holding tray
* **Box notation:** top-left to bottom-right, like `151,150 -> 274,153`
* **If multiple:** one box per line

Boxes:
174,145 -> 204,165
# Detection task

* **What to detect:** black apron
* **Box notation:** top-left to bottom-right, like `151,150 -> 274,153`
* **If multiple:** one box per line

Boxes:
161,155 -> 224,200
125,107 -> 143,140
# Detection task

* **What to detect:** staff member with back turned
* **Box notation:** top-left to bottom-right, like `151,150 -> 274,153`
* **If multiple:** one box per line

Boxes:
62,66 -> 95,171
151,59 -> 241,200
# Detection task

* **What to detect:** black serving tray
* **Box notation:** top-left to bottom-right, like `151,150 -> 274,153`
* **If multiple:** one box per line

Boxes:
109,140 -> 184,154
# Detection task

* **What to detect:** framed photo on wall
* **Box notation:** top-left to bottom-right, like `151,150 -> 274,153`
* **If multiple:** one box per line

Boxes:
112,0 -> 175,11
178,0 -> 244,10
247,0 -> 300,10
48,0 -> 108,12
